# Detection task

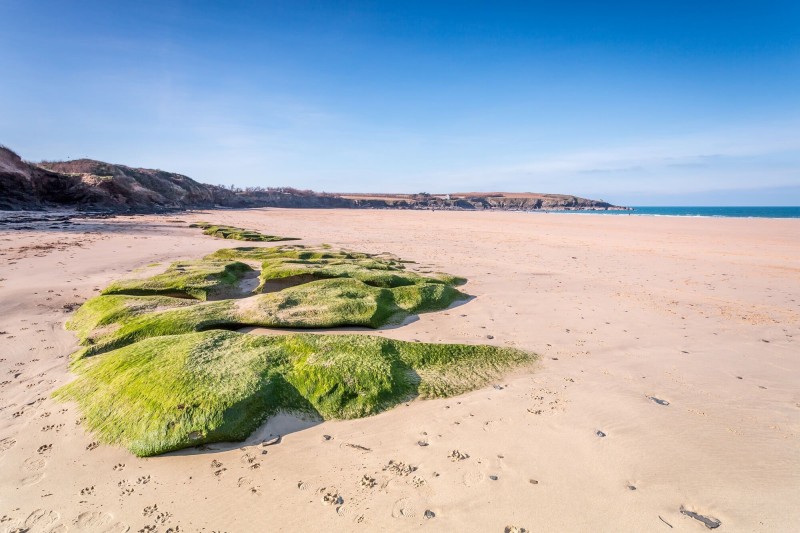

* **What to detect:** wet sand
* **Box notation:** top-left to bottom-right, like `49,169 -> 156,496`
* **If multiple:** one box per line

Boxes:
1,208 -> 798,532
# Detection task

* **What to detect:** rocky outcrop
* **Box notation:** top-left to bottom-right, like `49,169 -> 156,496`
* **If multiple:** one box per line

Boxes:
1,145 -> 627,212
38,159 -> 216,210
339,192 -> 625,211
0,147 -> 91,210
1,146 -> 215,211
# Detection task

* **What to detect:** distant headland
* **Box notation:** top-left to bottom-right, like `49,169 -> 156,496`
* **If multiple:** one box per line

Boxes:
0,145 -> 627,213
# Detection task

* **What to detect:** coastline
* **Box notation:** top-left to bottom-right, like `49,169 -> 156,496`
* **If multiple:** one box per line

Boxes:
1,208 -> 798,531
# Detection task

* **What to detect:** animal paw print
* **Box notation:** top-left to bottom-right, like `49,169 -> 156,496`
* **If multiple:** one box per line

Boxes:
12,410 -> 24,418
113,463 -> 125,471
240,452 -> 261,469
142,504 -> 159,517
80,485 -> 95,496
448,449 -> 469,461
322,491 -> 343,506
37,443 -> 52,454
360,475 -> 376,488
154,512 -> 172,524
117,480 -> 134,496
383,460 -> 417,476
210,459 -> 226,477
86,441 -> 99,451
137,475 -> 150,485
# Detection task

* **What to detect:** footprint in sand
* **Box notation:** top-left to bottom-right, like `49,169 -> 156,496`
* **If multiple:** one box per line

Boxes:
240,452 -> 261,469
448,449 -> 469,462
118,480 -> 135,497
321,490 -> 343,506
0,437 -> 16,453
462,471 -> 485,487
0,517 -> 24,533
22,472 -> 45,486
23,509 -> 61,532
391,494 -> 429,520
384,460 -> 417,476
23,456 -> 46,472
74,511 -> 130,532
391,498 -> 417,519
335,505 -> 352,518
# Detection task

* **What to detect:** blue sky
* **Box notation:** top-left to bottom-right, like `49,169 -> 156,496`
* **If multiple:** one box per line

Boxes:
1,1 -> 798,205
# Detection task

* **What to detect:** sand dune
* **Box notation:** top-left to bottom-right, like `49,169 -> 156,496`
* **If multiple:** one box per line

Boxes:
1,209 -> 798,532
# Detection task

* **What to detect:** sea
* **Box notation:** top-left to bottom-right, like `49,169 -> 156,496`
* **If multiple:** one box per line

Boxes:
574,206 -> 800,219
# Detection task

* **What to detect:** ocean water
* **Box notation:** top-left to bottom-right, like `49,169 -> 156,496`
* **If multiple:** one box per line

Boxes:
580,206 -> 800,218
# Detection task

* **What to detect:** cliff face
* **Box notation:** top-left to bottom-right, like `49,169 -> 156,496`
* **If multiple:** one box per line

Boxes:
1,146 -> 626,212
1,147 -> 218,211
0,146 -> 89,210
37,159 -> 216,210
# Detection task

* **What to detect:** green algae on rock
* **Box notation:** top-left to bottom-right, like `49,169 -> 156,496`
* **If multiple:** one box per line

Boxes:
57,245 -> 535,456
56,330 -> 530,456
102,260 -> 253,301
190,221 -> 298,242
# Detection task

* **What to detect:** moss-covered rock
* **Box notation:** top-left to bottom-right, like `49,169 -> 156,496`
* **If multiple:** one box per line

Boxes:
57,330 -> 529,456
57,245 -> 534,456
190,221 -> 298,242
102,260 -> 253,300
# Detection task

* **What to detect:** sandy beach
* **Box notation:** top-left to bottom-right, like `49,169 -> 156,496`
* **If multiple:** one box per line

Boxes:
1,208 -> 798,532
